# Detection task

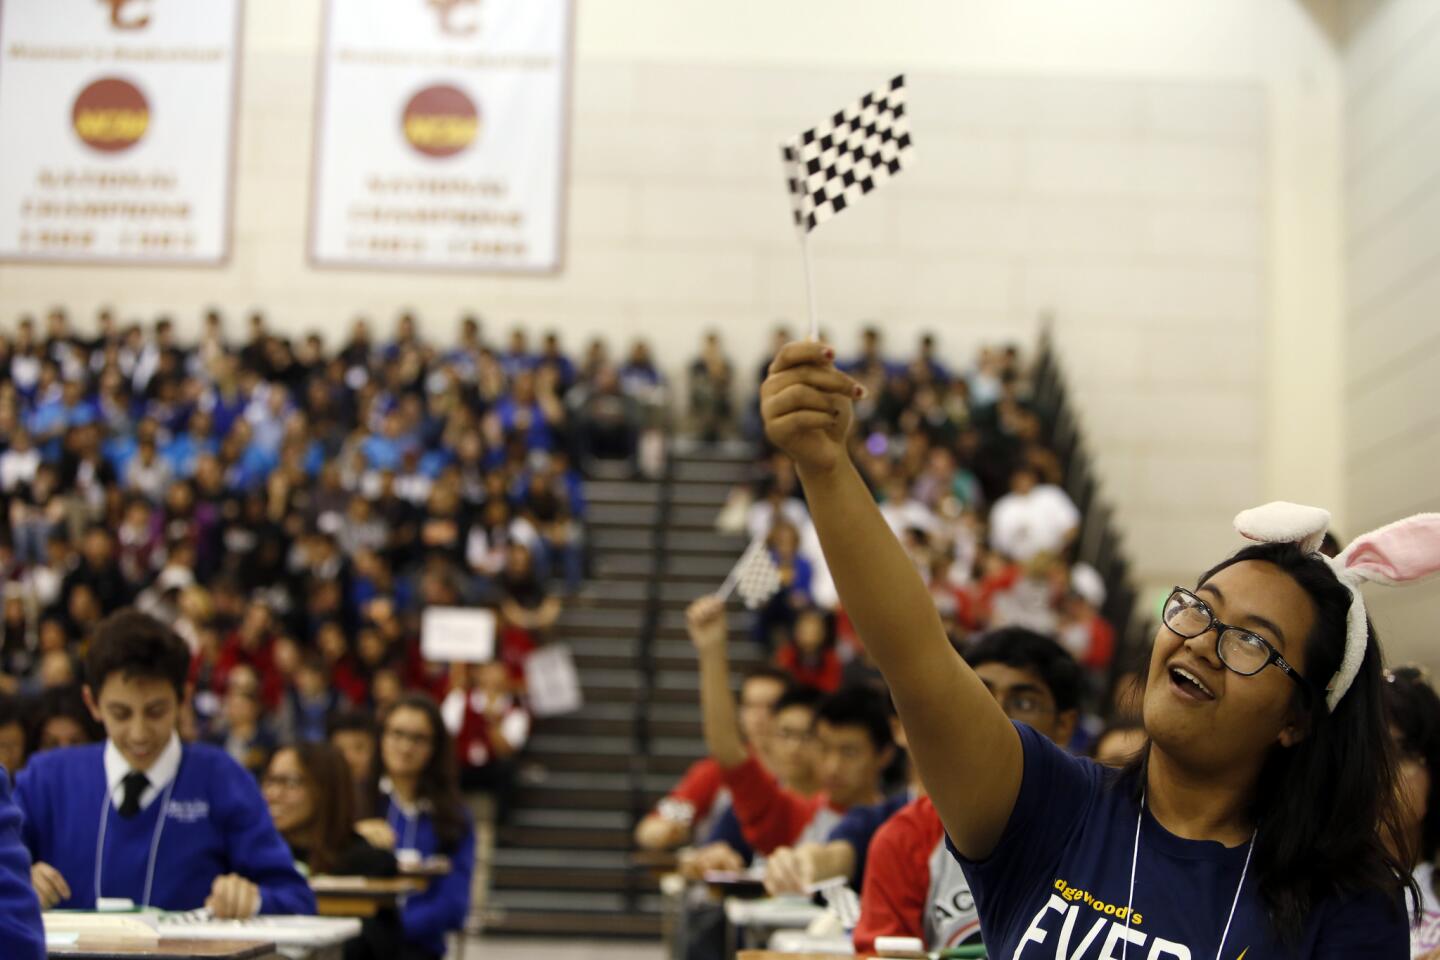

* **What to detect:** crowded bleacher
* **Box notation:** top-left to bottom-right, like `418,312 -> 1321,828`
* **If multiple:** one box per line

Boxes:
4,305 -> 1439,960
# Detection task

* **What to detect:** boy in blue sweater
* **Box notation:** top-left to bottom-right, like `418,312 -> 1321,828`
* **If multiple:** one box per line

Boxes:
0,768 -> 44,960
16,609 -> 315,917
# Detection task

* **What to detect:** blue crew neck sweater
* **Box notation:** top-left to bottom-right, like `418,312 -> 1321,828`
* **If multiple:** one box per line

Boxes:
0,768 -> 44,960
14,741 -> 314,915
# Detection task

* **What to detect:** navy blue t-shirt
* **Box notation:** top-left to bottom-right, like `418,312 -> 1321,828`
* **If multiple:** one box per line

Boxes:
950,723 -> 1407,959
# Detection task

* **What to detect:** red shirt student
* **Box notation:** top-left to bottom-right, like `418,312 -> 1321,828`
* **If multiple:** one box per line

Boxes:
688,596 -> 894,856
774,608 -> 842,693
439,661 -> 531,823
633,666 -> 789,852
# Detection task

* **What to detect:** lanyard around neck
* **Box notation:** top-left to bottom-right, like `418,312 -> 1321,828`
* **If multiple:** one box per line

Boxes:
93,765 -> 180,908
1121,792 -> 1256,960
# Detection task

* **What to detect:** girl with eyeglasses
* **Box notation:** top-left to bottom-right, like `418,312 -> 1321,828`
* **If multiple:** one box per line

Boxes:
353,693 -> 474,960
261,743 -> 396,879
760,341 -> 1435,958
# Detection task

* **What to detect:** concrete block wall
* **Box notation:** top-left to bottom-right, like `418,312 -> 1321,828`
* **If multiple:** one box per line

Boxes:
1342,0 -> 1440,664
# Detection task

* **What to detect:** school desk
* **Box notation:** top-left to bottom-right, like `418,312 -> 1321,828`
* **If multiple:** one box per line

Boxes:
47,939 -> 280,960
307,875 -> 428,918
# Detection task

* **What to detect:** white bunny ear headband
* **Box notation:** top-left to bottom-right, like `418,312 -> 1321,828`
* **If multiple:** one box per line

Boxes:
1232,502 -> 1440,712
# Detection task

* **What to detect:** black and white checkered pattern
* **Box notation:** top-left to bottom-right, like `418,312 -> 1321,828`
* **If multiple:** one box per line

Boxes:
782,74 -> 913,233
730,539 -> 784,611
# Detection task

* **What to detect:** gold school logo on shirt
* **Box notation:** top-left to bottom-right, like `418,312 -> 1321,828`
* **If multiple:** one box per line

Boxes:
1010,877 -> 1250,960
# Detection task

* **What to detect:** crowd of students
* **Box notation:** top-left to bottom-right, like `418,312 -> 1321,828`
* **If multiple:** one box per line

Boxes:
721,327 -> 1115,716
0,305 -> 679,959
1,311 -> 1438,960
631,334 -> 1440,959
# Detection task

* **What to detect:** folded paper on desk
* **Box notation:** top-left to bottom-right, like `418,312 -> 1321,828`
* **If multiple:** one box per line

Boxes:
43,912 -> 160,942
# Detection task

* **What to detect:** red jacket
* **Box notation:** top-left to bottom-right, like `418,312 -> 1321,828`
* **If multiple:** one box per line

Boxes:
775,644 -> 842,692
721,755 -> 844,855
853,797 -> 980,954
660,757 -> 726,823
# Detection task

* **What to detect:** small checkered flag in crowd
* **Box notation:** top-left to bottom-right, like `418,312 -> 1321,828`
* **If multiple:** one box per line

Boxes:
781,74 -> 914,235
716,533 -> 784,610
809,877 -> 862,931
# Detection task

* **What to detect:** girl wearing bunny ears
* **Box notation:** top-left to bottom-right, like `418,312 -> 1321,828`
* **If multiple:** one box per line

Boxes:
760,341 -> 1439,959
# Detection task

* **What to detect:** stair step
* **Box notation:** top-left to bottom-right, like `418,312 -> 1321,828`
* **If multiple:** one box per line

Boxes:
672,460 -> 752,484
589,504 -> 661,527
499,825 -> 634,851
480,910 -> 663,938
557,608 -> 646,632
668,483 -> 735,507
584,482 -> 661,505
511,808 -> 632,829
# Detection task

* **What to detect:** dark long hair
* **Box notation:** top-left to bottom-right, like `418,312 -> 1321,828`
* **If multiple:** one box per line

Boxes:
268,743 -> 354,875
1125,543 -> 1413,943
1383,667 -> 1440,863
371,692 -> 467,853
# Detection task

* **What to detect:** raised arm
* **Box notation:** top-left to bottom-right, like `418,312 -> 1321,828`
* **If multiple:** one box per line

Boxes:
760,342 -> 1021,859
687,596 -> 747,769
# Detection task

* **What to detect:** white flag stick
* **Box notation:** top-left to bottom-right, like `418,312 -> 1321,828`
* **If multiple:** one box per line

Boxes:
716,531 -> 766,603
800,230 -> 820,343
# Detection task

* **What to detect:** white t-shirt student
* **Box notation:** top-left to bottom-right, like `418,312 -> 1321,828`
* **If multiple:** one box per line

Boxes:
989,483 -> 1079,562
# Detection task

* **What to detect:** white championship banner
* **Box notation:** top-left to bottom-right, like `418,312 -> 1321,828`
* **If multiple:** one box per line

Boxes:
0,0 -> 242,264
310,0 -> 573,273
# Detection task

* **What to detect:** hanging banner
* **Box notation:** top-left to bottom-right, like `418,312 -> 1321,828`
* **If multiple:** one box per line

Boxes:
310,0 -> 573,273
0,0 -> 243,264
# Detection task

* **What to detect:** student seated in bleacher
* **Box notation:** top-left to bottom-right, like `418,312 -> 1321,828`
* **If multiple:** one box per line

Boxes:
761,709 -> 920,897
262,743 -> 396,878
1091,719 -> 1147,768
354,693 -> 475,960
0,768 -> 43,960
689,596 -> 895,856
1381,667 -> 1440,954
774,607 -> 841,693
634,664 -> 788,853
441,659 -> 531,824
15,609 -> 314,917
329,709 -> 379,814
852,629 -> 1081,953
30,684 -> 103,754
677,680 -> 824,877
0,693 -> 25,776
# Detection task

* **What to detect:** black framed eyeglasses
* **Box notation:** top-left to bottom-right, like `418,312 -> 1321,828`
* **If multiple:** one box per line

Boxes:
1162,587 -> 1310,698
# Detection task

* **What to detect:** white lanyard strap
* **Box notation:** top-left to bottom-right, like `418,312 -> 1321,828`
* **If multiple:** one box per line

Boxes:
1122,793 -> 1257,960
94,764 -> 180,908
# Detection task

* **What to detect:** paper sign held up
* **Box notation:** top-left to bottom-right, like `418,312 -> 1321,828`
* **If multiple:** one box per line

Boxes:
421,607 -> 496,663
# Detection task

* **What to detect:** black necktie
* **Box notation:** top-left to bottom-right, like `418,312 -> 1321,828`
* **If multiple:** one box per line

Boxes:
118,771 -> 150,818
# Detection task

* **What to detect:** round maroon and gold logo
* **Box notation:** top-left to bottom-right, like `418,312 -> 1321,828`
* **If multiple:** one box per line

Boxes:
401,84 -> 479,159
72,77 -> 150,153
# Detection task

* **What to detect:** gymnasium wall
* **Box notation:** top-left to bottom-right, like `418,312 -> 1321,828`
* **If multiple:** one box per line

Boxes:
1342,0 -> 1440,665
0,0 -> 1352,603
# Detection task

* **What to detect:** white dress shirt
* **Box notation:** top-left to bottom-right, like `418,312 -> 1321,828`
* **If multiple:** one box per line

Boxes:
103,733 -> 182,813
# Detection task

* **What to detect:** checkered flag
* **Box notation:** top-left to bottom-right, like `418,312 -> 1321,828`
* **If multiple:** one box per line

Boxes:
782,74 -> 914,234
809,877 -> 862,931
717,534 -> 785,610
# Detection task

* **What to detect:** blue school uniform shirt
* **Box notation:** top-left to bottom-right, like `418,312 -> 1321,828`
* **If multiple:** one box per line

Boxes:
951,723 -> 1407,959
14,736 -> 314,915
830,790 -> 913,889
0,768 -> 44,960
380,786 -> 476,957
